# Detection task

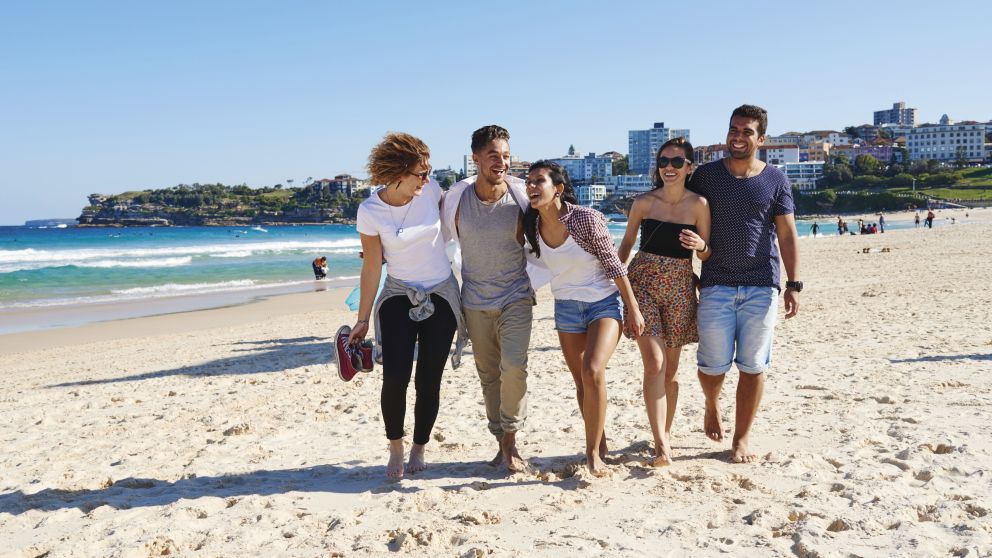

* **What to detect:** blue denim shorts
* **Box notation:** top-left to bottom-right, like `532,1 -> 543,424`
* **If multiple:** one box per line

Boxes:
696,285 -> 777,375
554,292 -> 623,334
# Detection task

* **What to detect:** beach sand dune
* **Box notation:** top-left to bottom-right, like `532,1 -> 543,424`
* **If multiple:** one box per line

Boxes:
1,208 -> 990,556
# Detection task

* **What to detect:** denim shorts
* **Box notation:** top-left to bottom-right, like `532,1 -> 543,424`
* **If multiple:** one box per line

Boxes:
554,292 -> 623,334
696,285 -> 777,375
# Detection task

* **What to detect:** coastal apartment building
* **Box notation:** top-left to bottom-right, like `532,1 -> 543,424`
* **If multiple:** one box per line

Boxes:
463,155 -> 478,178
775,162 -> 824,192
612,174 -> 653,196
549,152 -> 613,187
313,175 -> 368,197
628,122 -> 690,175
576,184 -> 608,206
693,144 -> 727,164
906,115 -> 985,162
874,101 -> 918,127
850,144 -> 901,163
758,145 -> 800,165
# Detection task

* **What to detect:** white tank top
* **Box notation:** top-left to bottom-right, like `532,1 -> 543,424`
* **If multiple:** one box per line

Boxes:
537,233 -> 617,302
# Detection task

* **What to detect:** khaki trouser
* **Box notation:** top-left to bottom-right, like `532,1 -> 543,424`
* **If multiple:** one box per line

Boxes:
463,297 -> 533,438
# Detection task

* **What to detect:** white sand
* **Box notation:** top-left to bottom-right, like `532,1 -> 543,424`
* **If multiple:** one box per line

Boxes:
1,207 -> 990,557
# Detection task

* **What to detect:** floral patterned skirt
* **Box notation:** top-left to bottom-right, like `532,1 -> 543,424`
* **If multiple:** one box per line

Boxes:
626,251 -> 698,347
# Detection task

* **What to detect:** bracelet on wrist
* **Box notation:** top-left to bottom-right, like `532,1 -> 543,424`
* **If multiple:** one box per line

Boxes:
356,319 -> 369,325
696,242 -> 708,254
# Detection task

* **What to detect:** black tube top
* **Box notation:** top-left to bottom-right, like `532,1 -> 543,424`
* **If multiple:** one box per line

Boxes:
639,219 -> 697,259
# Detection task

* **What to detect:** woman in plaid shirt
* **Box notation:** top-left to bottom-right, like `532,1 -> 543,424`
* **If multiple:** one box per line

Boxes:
523,161 -> 645,476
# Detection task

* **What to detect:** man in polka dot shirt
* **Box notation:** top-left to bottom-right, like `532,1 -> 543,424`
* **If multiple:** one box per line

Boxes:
687,104 -> 802,464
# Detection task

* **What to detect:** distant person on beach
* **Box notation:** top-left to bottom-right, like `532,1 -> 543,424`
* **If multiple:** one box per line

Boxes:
523,161 -> 645,476
312,256 -> 328,279
618,137 -> 710,467
347,132 -> 466,480
810,222 -> 819,237
440,125 -> 534,473
878,213 -> 885,233
836,217 -> 843,235
915,213 -> 920,228
686,104 -> 801,464
926,209 -> 935,229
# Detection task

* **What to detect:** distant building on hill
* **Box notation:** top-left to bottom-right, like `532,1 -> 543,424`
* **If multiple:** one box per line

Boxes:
509,157 -> 531,179
758,145 -> 800,165
628,122 -> 690,175
694,144 -> 727,164
310,175 -> 369,197
906,117 -> 985,162
612,175 -> 653,196
775,161 -> 824,191
576,184 -> 608,207
549,151 -> 613,187
463,155 -> 478,178
874,101 -> 918,127
850,145 -> 901,164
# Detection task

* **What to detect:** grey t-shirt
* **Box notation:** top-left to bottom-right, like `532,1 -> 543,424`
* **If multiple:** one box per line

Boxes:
457,186 -> 533,310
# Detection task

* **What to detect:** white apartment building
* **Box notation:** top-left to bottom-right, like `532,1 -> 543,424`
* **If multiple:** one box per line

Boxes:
612,175 -> 654,196
549,152 -> 613,186
775,162 -> 824,192
906,119 -> 985,162
758,145 -> 800,165
576,184 -> 608,207
463,155 -> 478,177
874,101 -> 918,127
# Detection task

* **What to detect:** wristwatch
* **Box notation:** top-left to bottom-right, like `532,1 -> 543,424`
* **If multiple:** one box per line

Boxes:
785,280 -> 803,292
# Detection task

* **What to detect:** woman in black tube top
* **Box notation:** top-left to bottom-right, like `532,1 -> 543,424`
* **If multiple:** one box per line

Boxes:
617,136 -> 711,467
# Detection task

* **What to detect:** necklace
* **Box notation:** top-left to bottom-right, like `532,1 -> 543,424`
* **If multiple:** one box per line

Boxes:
383,188 -> 414,236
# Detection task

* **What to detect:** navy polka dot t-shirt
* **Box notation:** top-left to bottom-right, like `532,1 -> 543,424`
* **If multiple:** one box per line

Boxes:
688,160 -> 794,289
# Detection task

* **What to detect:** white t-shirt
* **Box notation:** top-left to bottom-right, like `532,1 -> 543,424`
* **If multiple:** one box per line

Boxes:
538,233 -> 616,302
356,180 -> 451,289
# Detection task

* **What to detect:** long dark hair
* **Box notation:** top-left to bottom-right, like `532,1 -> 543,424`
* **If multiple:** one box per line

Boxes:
652,136 -> 694,189
523,160 -> 578,258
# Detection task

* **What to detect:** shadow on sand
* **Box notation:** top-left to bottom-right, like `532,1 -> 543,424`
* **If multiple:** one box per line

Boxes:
47,337 -> 332,388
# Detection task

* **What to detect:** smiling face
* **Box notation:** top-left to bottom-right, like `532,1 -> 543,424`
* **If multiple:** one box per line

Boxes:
394,159 -> 431,198
526,168 -> 561,209
656,145 -> 693,186
473,139 -> 511,186
726,115 -> 764,160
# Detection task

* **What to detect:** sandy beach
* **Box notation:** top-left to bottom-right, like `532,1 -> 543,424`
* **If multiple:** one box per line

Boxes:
1,207 -> 990,557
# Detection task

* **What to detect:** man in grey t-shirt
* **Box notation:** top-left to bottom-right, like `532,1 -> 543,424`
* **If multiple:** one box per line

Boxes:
452,125 -> 534,472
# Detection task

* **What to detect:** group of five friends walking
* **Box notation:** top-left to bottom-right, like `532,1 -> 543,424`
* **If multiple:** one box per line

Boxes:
346,104 -> 801,479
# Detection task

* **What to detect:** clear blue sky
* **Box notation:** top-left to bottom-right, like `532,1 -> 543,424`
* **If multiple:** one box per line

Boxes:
1,0 -> 989,224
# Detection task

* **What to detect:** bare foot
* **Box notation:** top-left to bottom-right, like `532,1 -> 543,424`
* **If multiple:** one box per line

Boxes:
650,437 -> 672,467
586,451 -> 609,477
501,432 -> 529,473
598,435 -> 609,460
703,400 -> 724,442
731,436 -> 757,464
488,445 -> 503,467
386,440 -> 405,480
407,443 -> 427,474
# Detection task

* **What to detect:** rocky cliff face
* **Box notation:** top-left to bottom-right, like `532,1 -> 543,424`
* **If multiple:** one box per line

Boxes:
77,199 -> 354,227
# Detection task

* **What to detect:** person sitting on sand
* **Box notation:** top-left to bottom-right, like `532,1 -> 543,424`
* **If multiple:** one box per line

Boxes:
686,104 -> 801,464
523,161 -> 645,476
347,132 -> 467,481
618,137 -> 711,467
312,256 -> 328,279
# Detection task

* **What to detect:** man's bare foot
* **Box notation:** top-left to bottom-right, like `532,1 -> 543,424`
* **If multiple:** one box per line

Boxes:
703,400 -> 724,442
731,436 -> 757,464
501,432 -> 528,473
407,443 -> 427,474
586,451 -> 609,477
488,444 -> 503,467
650,437 -> 672,467
386,440 -> 405,480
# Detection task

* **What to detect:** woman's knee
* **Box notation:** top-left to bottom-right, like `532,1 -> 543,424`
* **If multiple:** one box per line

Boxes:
580,364 -> 605,386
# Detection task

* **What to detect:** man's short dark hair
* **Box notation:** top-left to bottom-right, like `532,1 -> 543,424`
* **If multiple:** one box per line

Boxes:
471,125 -> 510,153
730,104 -> 768,137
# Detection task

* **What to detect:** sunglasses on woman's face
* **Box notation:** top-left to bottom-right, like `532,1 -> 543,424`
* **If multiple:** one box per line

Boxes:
657,156 -> 688,169
409,167 -> 432,181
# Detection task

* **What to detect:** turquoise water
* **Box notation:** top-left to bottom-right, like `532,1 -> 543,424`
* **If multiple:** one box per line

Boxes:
0,224 -> 362,308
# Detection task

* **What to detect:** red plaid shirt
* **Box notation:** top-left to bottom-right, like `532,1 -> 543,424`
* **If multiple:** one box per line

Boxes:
549,202 -> 627,279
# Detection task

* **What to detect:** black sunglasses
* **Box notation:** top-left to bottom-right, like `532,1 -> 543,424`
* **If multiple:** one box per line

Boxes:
657,156 -> 689,169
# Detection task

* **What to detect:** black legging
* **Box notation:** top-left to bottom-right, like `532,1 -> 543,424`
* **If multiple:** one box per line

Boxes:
378,294 -> 457,444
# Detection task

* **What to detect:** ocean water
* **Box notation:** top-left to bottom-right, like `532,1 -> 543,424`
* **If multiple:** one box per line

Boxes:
0,216 -> 945,333
0,224 -> 363,310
